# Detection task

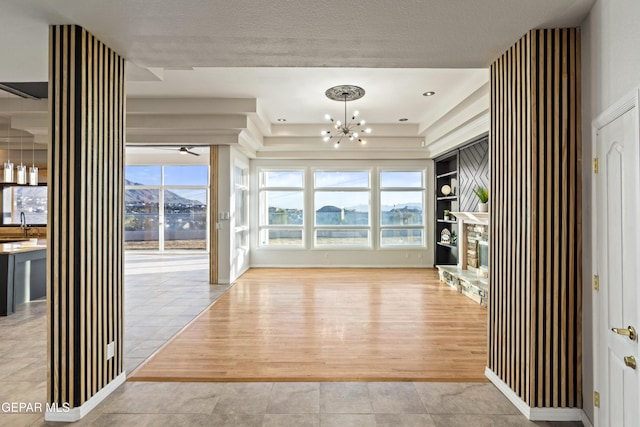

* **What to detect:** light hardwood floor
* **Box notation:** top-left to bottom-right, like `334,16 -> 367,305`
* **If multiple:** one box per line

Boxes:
129,268 -> 488,382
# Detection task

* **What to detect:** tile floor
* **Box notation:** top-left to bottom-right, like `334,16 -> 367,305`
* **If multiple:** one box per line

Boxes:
0,254 -> 585,427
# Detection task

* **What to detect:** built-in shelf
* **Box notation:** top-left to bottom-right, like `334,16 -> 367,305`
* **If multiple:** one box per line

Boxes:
435,151 -> 459,265
450,211 -> 489,225
436,242 -> 457,248
436,170 -> 458,179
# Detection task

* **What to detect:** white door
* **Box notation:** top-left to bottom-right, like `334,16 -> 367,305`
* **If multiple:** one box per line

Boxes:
594,95 -> 640,427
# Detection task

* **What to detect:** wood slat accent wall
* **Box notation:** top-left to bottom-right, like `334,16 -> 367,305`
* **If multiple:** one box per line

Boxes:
209,145 -> 219,284
489,28 -> 582,409
48,25 -> 125,408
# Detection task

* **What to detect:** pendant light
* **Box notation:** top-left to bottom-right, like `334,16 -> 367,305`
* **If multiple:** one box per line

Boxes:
16,134 -> 26,185
3,95 -> 13,183
29,139 -> 38,186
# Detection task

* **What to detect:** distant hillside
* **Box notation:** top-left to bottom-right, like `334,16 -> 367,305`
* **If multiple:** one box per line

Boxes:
125,179 -> 202,205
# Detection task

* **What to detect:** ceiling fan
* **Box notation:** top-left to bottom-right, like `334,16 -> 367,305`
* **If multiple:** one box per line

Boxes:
178,146 -> 200,156
134,145 -> 201,156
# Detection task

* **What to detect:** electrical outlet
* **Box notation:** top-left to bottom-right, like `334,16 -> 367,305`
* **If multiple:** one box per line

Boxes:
107,341 -> 115,360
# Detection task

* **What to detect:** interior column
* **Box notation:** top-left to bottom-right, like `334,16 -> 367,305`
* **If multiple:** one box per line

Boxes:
488,28 -> 582,419
46,24 -> 125,421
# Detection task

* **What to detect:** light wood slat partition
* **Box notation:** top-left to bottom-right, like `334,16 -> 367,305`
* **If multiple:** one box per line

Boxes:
48,25 -> 125,409
489,28 -> 582,409
209,145 -> 219,284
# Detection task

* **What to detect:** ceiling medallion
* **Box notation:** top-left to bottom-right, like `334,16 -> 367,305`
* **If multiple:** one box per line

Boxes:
321,85 -> 371,148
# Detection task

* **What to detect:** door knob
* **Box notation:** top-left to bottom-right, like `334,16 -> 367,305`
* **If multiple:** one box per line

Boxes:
624,356 -> 637,370
612,325 -> 637,341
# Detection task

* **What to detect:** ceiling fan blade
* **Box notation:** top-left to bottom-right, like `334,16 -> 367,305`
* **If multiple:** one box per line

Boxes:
179,146 -> 200,156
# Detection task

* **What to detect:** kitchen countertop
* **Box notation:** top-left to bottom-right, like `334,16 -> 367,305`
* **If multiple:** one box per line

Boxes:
0,239 -> 47,255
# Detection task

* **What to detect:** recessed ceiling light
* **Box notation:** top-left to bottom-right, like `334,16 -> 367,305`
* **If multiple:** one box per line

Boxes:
423,91 -> 436,97
277,118 -> 286,122
399,118 -> 408,122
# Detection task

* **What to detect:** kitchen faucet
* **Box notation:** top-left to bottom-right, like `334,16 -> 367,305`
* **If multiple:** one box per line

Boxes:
20,211 -> 28,237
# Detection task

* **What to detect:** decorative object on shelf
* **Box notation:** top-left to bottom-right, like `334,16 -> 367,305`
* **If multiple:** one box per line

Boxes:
440,228 -> 452,244
321,85 -> 372,148
450,178 -> 458,195
441,184 -> 451,196
443,209 -> 450,221
473,186 -> 489,212
3,95 -> 13,183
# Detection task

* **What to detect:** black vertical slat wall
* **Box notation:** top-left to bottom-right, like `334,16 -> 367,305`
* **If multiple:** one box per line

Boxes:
48,25 -> 125,408
489,28 -> 582,409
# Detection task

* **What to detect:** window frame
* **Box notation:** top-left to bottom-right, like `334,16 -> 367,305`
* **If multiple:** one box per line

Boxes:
378,169 -> 426,248
257,168 -> 305,248
124,165 -> 209,252
312,168 -> 372,249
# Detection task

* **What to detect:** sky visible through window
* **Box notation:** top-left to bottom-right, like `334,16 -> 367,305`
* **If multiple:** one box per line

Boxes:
126,166 -> 208,203
264,171 -> 424,210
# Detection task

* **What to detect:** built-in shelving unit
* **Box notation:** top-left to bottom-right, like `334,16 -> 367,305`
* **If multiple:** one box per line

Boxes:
434,152 -> 459,265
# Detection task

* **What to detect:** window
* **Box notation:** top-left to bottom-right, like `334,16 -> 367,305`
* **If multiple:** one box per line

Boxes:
3,186 -> 48,225
125,165 -> 208,251
314,170 -> 370,247
258,170 -> 304,246
234,165 -> 249,252
379,171 -> 425,246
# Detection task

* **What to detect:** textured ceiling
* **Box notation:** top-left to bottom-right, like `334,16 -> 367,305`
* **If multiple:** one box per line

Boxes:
0,0 -> 594,155
1,0 -> 594,79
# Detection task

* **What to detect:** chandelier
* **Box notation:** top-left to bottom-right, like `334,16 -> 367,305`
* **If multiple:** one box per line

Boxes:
321,85 -> 371,148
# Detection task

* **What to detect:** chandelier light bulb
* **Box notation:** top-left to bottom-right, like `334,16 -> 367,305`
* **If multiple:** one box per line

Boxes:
353,132 -> 359,138
353,110 -> 359,117
323,136 -> 330,142
365,128 -> 372,133
325,114 -> 331,120
334,142 -> 340,149
360,140 -> 367,145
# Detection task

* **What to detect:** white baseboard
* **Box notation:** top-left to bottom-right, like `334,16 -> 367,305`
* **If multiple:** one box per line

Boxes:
581,410 -> 594,427
485,368 -> 582,421
45,372 -> 126,422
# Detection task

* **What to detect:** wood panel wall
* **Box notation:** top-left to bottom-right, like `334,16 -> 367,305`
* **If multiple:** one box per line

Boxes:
489,28 -> 582,408
209,145 -> 219,284
48,25 -> 125,408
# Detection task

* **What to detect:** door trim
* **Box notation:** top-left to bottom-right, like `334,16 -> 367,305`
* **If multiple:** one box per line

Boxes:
592,87 -> 640,427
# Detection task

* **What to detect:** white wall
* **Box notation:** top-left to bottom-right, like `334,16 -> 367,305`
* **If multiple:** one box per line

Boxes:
250,158 -> 434,268
581,0 -> 640,421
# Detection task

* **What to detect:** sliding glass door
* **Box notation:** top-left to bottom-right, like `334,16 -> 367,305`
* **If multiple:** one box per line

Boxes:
125,165 -> 208,251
